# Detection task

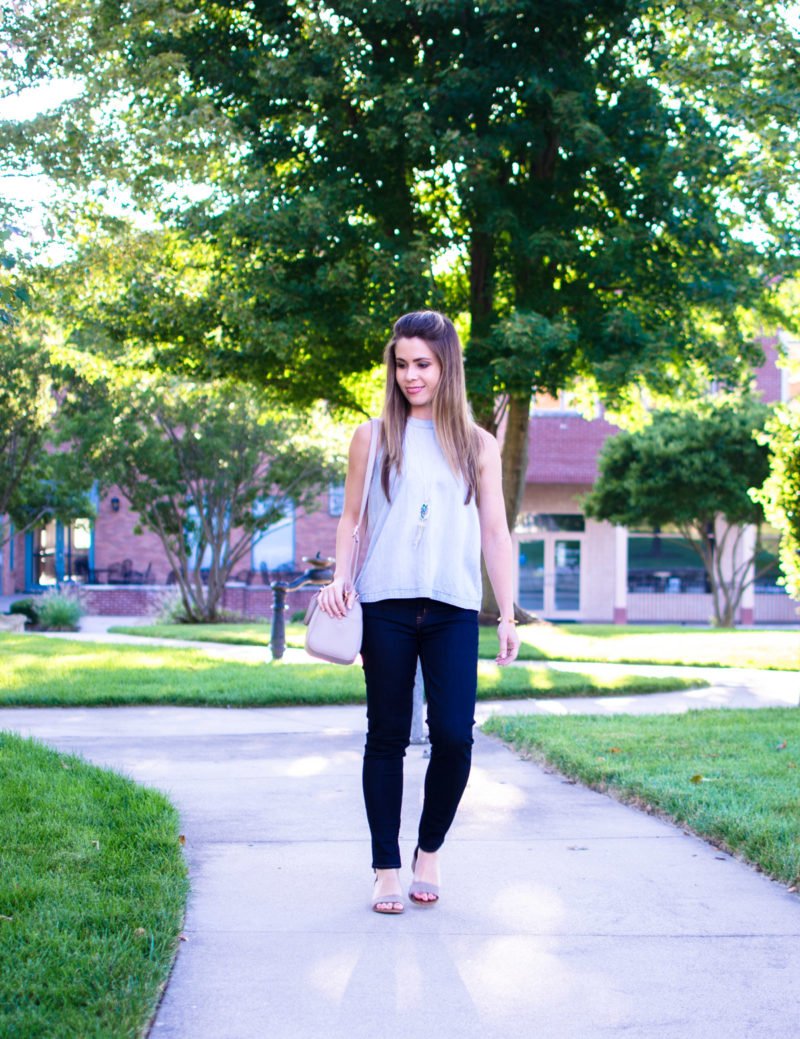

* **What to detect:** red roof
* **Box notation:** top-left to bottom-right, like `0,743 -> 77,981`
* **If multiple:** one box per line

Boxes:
526,413 -> 621,484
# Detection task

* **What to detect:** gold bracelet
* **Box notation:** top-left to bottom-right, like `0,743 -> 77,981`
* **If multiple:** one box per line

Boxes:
497,618 -> 518,625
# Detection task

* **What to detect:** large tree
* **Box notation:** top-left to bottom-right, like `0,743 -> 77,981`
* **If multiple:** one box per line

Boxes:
0,341 -> 95,551
0,226 -> 94,552
63,369 -> 341,622
3,1 -> 799,532
583,398 -> 774,627
754,401 -> 800,603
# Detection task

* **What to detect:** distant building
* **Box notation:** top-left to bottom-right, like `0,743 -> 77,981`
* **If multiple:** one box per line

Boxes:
513,333 -> 798,625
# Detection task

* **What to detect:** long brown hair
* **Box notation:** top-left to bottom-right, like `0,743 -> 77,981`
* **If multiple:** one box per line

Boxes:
380,310 -> 480,503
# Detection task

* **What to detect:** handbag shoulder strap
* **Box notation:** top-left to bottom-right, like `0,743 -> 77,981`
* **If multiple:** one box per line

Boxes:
356,418 -> 379,528
349,418 -> 379,586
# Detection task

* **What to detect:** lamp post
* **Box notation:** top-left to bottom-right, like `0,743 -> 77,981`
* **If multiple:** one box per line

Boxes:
270,552 -> 334,660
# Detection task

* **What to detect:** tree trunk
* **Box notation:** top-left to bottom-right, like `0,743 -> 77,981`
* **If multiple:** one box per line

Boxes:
467,227 -> 497,432
468,227 -> 535,622
689,517 -> 753,629
479,393 -> 531,623
709,520 -> 750,628
501,394 -> 530,531
470,230 -> 495,341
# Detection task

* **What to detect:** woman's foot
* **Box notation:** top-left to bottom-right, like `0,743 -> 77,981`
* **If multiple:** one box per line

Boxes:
372,869 -> 404,914
409,847 -> 440,906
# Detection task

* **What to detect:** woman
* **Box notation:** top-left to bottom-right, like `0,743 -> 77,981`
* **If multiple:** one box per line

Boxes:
317,310 -> 520,913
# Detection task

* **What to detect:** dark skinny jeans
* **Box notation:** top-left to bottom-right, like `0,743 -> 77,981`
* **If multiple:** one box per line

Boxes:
360,597 -> 479,869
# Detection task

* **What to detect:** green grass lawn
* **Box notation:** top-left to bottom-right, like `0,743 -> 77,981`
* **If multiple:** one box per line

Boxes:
109,620 -> 800,670
0,731 -> 188,1038
0,633 -> 706,707
110,622 -> 281,647
484,708 -> 800,888
500,623 -> 800,671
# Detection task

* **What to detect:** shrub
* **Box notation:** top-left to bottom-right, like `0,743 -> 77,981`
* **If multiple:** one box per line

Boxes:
8,598 -> 40,624
35,588 -> 85,631
154,591 -> 246,625
154,590 -> 191,624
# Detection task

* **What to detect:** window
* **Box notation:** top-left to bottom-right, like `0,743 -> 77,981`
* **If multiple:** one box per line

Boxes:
554,540 -> 581,610
518,540 -> 544,611
531,390 -> 584,413
755,535 -> 782,593
328,483 -> 345,517
516,513 -> 585,533
30,518 -> 92,585
627,531 -> 708,594
252,501 -> 296,573
32,520 -> 58,586
185,506 -> 212,570
66,519 -> 92,582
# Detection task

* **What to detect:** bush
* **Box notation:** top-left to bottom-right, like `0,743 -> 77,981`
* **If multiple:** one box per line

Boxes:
153,589 -> 246,625
154,590 -> 191,624
8,598 -> 40,624
213,608 -> 249,623
35,588 -> 85,631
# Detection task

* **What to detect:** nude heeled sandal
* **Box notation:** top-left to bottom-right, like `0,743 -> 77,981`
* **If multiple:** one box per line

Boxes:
408,846 -> 440,907
372,871 -> 404,914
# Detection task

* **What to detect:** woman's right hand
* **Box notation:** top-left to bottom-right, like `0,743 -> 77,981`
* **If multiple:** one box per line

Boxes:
316,578 -> 354,619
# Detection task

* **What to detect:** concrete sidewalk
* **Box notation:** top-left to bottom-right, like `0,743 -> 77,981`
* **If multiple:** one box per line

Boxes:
2,703 -> 799,1039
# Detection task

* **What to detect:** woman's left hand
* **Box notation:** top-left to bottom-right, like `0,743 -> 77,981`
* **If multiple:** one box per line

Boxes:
495,620 -> 520,666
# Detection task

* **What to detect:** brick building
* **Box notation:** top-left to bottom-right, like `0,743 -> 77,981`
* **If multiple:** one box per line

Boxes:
513,333 -> 799,625
1,335 -> 798,623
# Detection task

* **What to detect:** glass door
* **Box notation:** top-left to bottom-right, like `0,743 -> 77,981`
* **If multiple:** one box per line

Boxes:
65,518 -> 92,582
554,539 -> 581,610
29,518 -> 93,587
32,520 -> 58,586
518,540 -> 545,611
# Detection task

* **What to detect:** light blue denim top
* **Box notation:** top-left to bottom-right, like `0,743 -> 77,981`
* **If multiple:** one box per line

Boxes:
356,418 -> 482,611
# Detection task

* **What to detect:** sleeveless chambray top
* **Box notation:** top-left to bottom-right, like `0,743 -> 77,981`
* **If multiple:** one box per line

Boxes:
356,418 -> 482,611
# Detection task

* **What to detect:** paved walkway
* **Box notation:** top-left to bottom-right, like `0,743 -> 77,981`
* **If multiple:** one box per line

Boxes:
2,654 -> 799,1035
3,616 -> 800,1036
2,705 -> 799,1039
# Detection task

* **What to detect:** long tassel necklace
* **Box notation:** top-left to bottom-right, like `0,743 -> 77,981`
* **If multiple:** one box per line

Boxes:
413,501 -> 430,547
409,435 -> 431,548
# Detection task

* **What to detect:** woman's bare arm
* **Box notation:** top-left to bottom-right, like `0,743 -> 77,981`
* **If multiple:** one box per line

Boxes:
476,428 -> 520,665
316,421 -> 373,618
